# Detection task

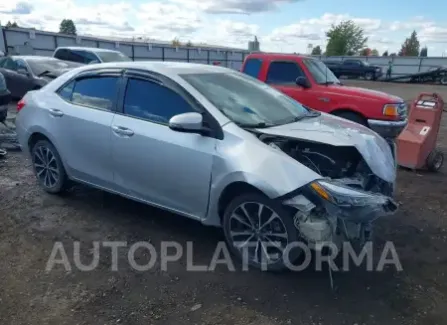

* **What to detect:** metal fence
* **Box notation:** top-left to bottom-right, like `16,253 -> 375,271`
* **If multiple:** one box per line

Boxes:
312,55 -> 447,79
2,26 -> 447,78
0,27 -> 250,70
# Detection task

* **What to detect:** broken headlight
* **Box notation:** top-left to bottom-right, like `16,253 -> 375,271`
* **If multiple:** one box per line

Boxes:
309,180 -> 389,207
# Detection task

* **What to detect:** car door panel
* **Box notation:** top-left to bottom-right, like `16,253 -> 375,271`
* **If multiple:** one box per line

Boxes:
111,114 -> 215,217
47,75 -> 120,189
111,76 -> 215,218
266,61 -> 316,109
15,59 -> 35,97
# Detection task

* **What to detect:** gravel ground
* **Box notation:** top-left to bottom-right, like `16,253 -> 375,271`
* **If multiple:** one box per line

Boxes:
1,81 -> 447,325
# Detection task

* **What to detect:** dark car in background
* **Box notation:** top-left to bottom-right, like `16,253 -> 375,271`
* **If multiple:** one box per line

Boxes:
0,71 -> 11,122
324,59 -> 383,81
53,46 -> 132,64
0,56 -> 83,98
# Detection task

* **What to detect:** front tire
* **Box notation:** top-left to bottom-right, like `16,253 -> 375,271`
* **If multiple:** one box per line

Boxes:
222,193 -> 301,271
332,111 -> 367,126
364,72 -> 375,81
31,140 -> 68,194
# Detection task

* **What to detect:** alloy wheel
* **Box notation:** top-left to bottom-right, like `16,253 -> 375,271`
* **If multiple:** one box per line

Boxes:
228,202 -> 289,266
33,145 -> 60,189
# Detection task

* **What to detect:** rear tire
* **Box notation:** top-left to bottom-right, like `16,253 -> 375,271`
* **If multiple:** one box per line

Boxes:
31,140 -> 69,194
222,192 -> 302,271
332,111 -> 367,126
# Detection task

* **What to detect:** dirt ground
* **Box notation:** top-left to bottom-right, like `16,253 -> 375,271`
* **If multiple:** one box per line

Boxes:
1,81 -> 447,325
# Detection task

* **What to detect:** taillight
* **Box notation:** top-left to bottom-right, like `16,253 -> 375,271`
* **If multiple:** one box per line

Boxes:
17,99 -> 25,112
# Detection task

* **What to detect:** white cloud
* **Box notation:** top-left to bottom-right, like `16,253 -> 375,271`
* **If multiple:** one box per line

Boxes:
1,0 -> 447,55
170,0 -> 301,14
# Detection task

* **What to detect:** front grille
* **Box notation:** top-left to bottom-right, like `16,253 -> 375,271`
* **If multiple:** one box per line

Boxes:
397,102 -> 408,120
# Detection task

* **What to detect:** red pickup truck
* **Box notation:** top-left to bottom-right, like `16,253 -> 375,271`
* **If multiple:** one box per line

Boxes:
241,53 -> 408,139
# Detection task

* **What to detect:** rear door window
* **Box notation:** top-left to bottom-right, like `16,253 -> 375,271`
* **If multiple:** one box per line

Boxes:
266,61 -> 305,84
60,76 -> 119,110
242,58 -> 262,78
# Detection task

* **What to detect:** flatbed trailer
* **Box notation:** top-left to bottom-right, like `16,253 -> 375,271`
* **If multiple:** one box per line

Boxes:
385,67 -> 447,85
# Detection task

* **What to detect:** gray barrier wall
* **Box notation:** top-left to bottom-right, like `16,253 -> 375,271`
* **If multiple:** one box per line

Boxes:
0,27 -> 249,70
312,55 -> 447,79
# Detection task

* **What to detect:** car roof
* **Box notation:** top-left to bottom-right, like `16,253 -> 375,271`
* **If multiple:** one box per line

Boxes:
75,61 -> 231,75
11,55 -> 59,61
246,52 -> 313,61
55,46 -> 122,53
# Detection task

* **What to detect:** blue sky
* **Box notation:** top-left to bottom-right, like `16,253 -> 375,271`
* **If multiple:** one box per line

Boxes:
1,0 -> 447,55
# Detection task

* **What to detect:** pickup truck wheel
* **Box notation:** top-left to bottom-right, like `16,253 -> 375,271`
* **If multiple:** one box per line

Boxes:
364,72 -> 375,81
332,111 -> 367,126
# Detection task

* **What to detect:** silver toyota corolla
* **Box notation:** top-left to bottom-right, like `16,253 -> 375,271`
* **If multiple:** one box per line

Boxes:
15,61 -> 398,270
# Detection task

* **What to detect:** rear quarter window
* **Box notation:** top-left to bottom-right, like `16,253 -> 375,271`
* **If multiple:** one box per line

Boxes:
242,58 -> 262,78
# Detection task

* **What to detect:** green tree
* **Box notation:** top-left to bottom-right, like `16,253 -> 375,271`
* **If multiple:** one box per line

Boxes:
382,50 -> 389,56
59,19 -> 77,35
325,20 -> 367,56
371,48 -> 379,56
311,45 -> 322,55
185,40 -> 193,47
420,46 -> 428,57
172,38 -> 181,47
6,21 -> 19,28
398,30 -> 420,56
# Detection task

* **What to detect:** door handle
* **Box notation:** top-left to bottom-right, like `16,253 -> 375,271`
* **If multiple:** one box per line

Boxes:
112,125 -> 134,136
49,108 -> 64,117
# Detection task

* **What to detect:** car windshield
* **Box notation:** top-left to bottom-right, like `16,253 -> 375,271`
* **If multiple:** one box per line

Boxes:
303,58 -> 341,85
95,51 -> 132,62
27,59 -> 83,76
181,72 -> 310,127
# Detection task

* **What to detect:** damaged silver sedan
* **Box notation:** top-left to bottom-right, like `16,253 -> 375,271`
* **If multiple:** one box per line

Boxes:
15,61 -> 398,271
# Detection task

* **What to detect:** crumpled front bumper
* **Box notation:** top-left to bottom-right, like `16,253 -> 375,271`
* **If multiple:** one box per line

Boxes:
367,118 -> 407,139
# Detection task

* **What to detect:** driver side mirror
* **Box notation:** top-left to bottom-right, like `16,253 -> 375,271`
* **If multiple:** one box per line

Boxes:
17,68 -> 29,76
169,112 -> 210,135
295,76 -> 311,88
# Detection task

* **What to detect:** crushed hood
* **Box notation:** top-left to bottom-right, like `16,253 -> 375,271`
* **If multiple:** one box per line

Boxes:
255,113 -> 396,183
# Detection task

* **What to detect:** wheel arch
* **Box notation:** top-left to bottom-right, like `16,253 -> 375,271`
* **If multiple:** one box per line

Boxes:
330,108 -> 368,124
27,131 -> 70,175
204,174 -> 284,227
217,181 -> 266,222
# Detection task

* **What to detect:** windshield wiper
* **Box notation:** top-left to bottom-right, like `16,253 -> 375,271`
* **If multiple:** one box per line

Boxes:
236,122 -> 272,129
38,70 -> 52,77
